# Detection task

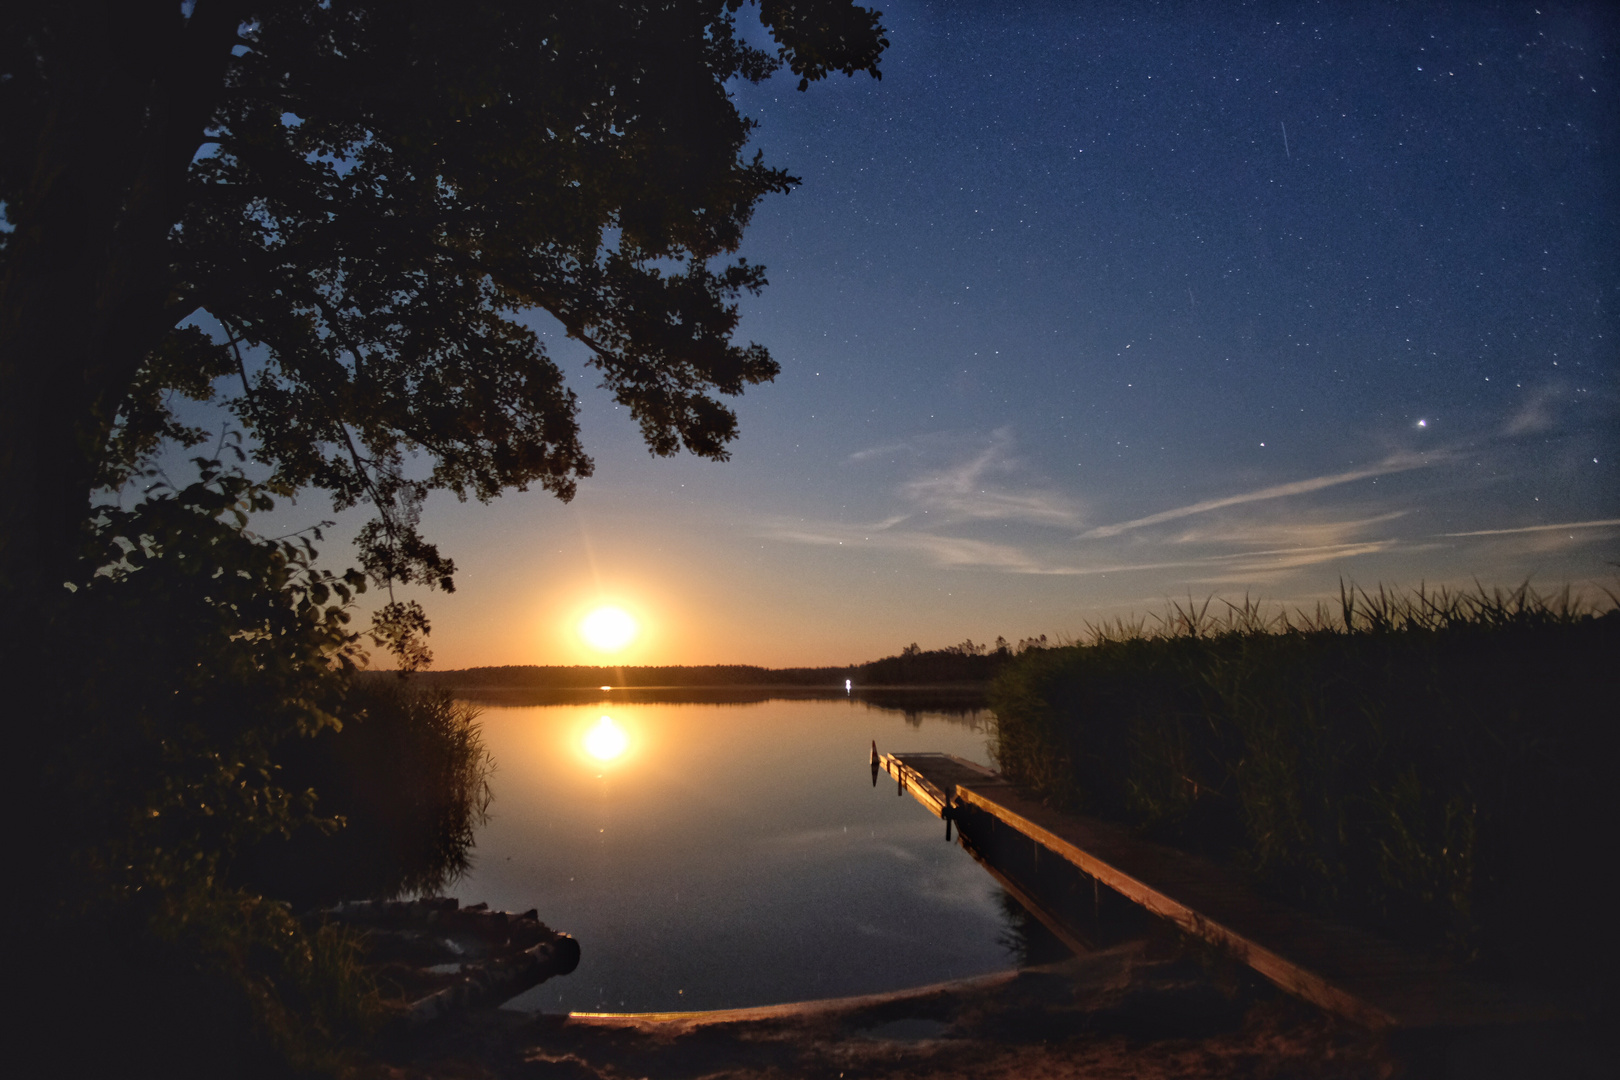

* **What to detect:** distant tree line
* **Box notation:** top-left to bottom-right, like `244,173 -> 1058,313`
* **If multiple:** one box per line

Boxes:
857,635 -> 1052,684
402,635 -> 1054,690
398,664 -> 847,688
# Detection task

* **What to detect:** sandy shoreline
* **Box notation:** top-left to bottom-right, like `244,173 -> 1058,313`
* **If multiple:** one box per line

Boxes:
356,938 -> 1447,1079
359,934 -> 1615,1078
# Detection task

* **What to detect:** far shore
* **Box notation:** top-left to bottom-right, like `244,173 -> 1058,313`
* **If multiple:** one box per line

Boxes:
363,642 -> 1020,692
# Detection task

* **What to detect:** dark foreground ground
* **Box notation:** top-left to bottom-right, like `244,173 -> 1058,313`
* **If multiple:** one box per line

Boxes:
353,937 -> 1610,1080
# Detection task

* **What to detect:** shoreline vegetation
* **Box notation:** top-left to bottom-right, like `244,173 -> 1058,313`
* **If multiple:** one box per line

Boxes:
987,583 -> 1619,1007
47,580 -> 1616,1078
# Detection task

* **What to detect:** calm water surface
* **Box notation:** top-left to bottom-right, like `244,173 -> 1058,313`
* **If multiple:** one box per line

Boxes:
452,694 -> 1026,1013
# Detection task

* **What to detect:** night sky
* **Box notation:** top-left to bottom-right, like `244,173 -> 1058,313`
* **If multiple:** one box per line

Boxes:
270,2 -> 1619,669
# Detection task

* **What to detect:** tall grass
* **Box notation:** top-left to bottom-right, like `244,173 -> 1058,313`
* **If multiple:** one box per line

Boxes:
989,583 -> 1620,986
237,682 -> 495,909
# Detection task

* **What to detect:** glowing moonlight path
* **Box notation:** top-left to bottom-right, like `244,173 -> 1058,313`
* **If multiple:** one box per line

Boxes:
583,715 -> 629,762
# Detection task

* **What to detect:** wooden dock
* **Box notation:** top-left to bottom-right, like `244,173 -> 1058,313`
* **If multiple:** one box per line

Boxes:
879,751 -> 1559,1031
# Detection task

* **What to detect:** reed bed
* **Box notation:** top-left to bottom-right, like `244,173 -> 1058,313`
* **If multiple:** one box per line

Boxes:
238,682 -> 495,910
989,583 -> 1620,988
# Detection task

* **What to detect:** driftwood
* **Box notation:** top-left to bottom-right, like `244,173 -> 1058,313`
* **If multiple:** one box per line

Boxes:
322,897 -> 580,1023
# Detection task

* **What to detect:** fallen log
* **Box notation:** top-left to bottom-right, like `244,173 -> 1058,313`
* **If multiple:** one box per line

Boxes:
321,896 -> 580,1022
407,932 -> 581,1022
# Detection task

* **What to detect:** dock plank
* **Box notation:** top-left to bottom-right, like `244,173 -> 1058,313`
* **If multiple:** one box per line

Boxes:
879,751 -> 1558,1031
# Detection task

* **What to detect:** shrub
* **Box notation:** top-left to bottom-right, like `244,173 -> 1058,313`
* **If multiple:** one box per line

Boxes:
27,463 -> 382,1077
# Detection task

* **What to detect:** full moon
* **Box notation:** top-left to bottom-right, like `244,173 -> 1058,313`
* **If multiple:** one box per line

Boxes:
580,606 -> 638,652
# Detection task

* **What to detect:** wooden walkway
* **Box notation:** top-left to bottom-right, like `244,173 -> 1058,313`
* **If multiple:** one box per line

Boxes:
879,751 -> 1558,1031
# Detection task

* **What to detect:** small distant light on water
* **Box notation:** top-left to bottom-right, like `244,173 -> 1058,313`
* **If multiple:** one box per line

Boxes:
1417,419 -> 1428,427
600,685 -> 612,691
845,679 -> 852,692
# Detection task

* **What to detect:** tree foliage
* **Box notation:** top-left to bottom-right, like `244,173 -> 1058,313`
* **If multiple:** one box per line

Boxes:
0,0 -> 887,624
47,453 -> 363,909
2,5 -> 887,1067
34,454 -> 508,1074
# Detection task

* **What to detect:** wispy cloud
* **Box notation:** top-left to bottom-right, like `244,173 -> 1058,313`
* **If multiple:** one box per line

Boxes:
1503,386 -> 1563,436
1189,540 -> 1404,584
899,430 -> 1085,528
1169,512 -> 1408,549
1044,540 -> 1403,583
756,426 -> 1575,595
1442,518 -> 1620,538
759,520 -> 1052,572
897,534 -> 1052,571
845,440 -> 918,463
1079,453 -> 1436,539
759,516 -> 1408,580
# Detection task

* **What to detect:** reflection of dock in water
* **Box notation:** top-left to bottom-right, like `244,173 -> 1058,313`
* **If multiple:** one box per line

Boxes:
878,751 -> 1557,1031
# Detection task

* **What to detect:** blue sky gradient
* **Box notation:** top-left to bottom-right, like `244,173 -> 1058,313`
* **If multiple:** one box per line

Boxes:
198,1 -> 1617,668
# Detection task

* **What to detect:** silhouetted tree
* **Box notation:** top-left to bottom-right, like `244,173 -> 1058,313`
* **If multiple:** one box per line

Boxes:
1016,633 -> 1050,654
3,0 -> 885,901
2,3 -> 887,1069
0,0 -> 887,659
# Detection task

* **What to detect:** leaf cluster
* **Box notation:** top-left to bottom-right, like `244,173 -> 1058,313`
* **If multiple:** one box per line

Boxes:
25,459 -> 515,1073
48,458 -> 366,909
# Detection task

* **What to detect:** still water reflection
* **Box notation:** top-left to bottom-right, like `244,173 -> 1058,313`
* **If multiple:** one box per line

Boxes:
581,714 -> 630,761
452,694 -> 1026,1014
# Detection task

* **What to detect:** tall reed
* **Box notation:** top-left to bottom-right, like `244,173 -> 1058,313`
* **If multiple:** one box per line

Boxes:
989,583 -> 1620,985
237,682 -> 494,909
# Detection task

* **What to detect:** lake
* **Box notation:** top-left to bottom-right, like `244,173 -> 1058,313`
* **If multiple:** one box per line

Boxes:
450,692 -> 1044,1013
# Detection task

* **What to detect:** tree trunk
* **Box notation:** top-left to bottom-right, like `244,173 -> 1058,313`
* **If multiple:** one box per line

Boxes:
0,1 -> 241,616
0,4 -> 242,940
